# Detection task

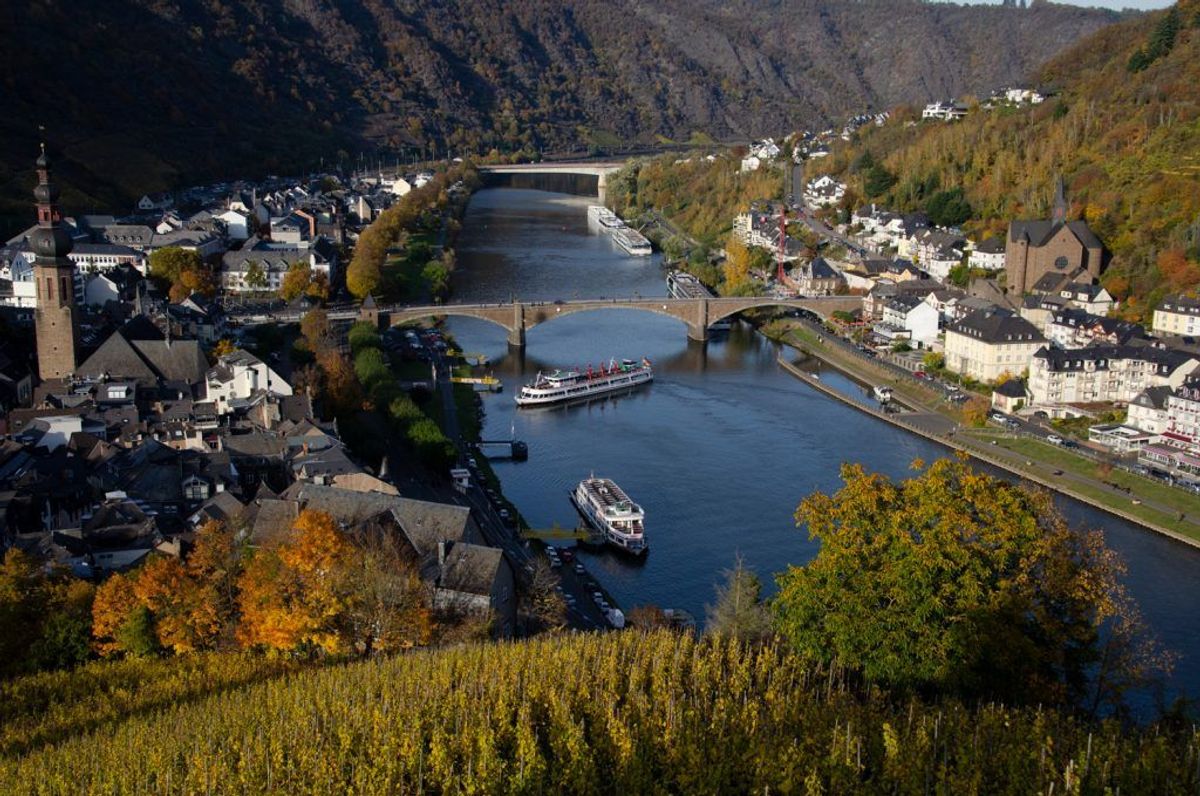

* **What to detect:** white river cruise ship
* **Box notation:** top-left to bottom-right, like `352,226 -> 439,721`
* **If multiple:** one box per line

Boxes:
571,476 -> 648,555
515,358 -> 653,407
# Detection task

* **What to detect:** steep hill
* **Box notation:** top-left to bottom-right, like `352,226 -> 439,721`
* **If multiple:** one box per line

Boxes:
810,1 -> 1200,321
0,0 -> 1119,217
0,631 -> 1194,793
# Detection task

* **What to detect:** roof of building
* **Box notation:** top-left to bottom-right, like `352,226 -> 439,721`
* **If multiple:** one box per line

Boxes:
1033,344 -> 1197,374
948,308 -> 1044,345
75,328 -> 207,387
994,377 -> 1027,398
437,541 -> 504,597
1132,385 -> 1173,411
1157,296 -> 1200,317
1008,219 -> 1103,251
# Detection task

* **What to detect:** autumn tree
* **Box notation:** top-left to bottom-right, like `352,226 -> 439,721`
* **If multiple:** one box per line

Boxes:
962,395 -> 991,427
774,458 -> 1168,713
722,233 -> 752,292
280,262 -> 315,302
91,573 -> 141,657
339,523 -> 431,655
705,556 -> 771,643
523,558 -> 567,634
237,510 -> 353,655
211,338 -> 238,360
149,247 -> 215,302
300,307 -> 332,355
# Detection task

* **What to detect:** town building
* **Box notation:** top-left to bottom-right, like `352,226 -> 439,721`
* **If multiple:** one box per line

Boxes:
967,237 -> 1006,271
1044,308 -> 1143,349
1127,386 -> 1173,434
1152,296 -> 1200,337
876,294 -> 940,348
1028,345 -> 1198,410
791,257 -> 845,296
943,307 -> 1044,382
205,349 -> 293,414
1004,179 -> 1105,295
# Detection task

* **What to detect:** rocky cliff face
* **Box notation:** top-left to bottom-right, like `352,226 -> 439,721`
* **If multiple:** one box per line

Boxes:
0,0 -> 1119,210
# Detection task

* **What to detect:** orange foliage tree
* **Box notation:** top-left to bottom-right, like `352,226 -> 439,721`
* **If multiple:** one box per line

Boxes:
91,574 -> 139,657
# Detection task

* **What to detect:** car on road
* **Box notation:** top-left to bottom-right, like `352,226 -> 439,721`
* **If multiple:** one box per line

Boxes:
574,563 -> 585,575
1047,434 -> 1064,446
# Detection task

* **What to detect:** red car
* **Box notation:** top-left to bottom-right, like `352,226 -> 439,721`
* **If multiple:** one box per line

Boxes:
913,371 -> 928,379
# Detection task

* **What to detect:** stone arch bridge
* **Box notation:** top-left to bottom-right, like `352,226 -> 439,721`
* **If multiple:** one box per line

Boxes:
478,162 -> 625,201
363,295 -> 862,348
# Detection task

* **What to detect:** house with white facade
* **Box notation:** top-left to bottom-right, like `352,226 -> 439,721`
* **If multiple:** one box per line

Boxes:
944,307 -> 1044,382
217,209 -> 252,241
804,175 -> 846,208
1028,345 -> 1198,411
1044,308 -> 1144,349
1153,296 -> 1200,337
877,294 -> 940,347
1127,386 -> 1173,434
968,237 -> 1006,271
205,349 -> 293,414
220,235 -> 339,293
922,101 -> 968,121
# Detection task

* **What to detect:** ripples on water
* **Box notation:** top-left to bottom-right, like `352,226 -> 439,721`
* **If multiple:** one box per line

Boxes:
448,188 -> 1200,706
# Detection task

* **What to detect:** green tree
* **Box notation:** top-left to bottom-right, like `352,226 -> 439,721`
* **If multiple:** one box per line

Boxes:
774,458 -> 1167,713
705,557 -> 772,643
115,606 -> 161,658
864,163 -> 897,198
148,247 -> 202,285
925,188 -> 972,227
244,260 -> 268,291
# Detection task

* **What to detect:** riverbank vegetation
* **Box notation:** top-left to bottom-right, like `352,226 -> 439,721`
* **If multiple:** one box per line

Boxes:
346,162 -> 480,302
607,153 -> 782,246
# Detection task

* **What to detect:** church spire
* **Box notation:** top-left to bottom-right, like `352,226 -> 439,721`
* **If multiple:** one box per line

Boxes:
32,139 -> 80,383
1051,174 -> 1067,226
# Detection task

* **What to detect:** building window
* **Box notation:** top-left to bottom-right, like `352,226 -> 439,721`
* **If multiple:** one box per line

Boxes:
1055,256 -> 1069,271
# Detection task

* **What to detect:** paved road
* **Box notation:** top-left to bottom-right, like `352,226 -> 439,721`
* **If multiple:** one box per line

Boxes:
415,329 -> 617,630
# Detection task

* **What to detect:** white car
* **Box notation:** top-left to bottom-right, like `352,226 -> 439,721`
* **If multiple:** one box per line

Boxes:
1047,434 -> 1064,445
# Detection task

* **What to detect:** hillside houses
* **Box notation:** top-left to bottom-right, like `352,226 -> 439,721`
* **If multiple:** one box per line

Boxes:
922,101 -> 968,121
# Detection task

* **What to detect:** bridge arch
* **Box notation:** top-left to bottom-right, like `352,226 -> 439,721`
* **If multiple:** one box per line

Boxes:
384,307 -> 517,342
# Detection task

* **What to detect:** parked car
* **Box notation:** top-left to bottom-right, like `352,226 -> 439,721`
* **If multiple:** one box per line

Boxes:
1047,434 -> 1064,446
574,563 -> 586,575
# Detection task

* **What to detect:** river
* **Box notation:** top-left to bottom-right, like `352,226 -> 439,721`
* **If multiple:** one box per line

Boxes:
447,186 -> 1200,704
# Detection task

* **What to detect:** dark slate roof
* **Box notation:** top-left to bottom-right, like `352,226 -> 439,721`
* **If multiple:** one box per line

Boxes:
1049,308 -> 1143,343
1132,386 -> 1172,411
1008,219 -> 1103,251
278,483 -> 472,553
947,308 -> 1044,345
994,377 -> 1027,398
1157,296 -> 1200,317
809,257 -> 839,280
974,236 -> 1006,254
1033,344 -> 1197,375
437,542 -> 503,597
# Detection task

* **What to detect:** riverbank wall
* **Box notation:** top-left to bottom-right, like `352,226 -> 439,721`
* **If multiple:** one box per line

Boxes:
776,354 -> 1200,551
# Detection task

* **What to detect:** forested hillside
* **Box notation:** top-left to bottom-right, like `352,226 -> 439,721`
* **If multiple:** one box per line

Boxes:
810,1 -> 1200,321
0,0 -> 1118,217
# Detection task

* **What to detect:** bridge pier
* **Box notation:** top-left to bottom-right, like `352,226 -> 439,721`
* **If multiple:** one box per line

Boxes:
508,302 -> 526,349
687,323 -> 708,344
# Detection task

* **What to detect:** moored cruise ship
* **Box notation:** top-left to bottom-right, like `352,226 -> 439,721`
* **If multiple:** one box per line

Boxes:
612,226 -> 652,256
587,205 -> 623,229
515,358 -> 653,407
571,476 -> 648,555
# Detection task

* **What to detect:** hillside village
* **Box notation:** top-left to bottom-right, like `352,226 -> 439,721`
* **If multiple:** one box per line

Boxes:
712,103 -> 1200,492
0,149 -> 531,645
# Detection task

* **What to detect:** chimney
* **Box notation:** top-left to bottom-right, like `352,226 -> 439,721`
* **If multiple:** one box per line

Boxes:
437,539 -> 448,567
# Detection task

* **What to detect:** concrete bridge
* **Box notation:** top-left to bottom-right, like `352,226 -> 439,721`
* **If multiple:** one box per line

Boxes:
478,161 -> 625,200
367,295 -> 862,348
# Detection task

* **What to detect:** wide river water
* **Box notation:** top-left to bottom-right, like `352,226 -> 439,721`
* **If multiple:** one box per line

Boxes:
448,187 -> 1200,704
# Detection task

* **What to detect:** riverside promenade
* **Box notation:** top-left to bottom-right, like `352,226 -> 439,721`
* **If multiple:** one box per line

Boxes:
774,336 -> 1200,550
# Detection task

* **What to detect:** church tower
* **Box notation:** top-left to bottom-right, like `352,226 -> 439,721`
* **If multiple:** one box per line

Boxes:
30,144 -> 78,382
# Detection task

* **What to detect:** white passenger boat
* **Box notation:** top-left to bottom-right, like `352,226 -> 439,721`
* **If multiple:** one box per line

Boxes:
612,226 -> 652,256
515,358 -> 653,407
873,385 -> 893,403
571,476 -> 648,555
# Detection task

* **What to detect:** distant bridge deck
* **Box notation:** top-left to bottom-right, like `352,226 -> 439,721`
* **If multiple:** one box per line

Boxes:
230,295 -> 862,348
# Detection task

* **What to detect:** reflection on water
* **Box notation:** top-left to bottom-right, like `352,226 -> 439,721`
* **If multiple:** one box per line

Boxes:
448,188 -> 1200,708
